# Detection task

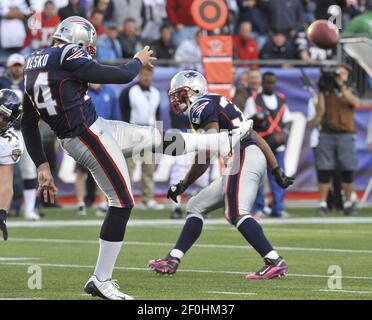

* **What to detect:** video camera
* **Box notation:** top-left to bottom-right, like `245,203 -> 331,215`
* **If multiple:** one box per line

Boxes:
317,66 -> 341,92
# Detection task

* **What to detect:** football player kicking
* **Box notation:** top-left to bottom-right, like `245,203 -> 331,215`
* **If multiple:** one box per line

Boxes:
0,89 -> 23,241
148,71 -> 294,280
21,17 -> 253,300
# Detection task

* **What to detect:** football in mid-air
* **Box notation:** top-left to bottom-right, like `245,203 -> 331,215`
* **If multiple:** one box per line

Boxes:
306,20 -> 339,49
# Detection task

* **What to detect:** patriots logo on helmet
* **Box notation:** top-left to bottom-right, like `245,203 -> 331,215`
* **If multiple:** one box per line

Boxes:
184,71 -> 198,79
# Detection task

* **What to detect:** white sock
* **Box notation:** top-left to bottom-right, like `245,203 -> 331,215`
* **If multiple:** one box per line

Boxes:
319,201 -> 327,208
77,201 -> 85,207
94,239 -> 123,282
344,201 -> 352,208
170,249 -> 184,260
24,189 -> 37,215
264,250 -> 279,260
180,131 -> 239,156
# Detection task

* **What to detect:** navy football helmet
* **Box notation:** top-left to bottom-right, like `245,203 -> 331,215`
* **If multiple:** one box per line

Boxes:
0,89 -> 23,134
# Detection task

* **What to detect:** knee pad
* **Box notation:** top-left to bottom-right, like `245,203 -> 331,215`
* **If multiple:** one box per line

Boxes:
317,170 -> 333,183
341,170 -> 354,184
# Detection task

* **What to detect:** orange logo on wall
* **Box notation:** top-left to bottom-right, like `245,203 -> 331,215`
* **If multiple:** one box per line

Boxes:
191,0 -> 228,31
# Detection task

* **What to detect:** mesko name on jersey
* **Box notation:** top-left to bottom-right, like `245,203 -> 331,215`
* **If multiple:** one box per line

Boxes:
25,54 -> 50,70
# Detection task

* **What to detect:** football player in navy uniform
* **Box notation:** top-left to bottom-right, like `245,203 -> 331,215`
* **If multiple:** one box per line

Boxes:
21,17 -> 253,299
148,71 -> 294,280
0,89 -> 23,241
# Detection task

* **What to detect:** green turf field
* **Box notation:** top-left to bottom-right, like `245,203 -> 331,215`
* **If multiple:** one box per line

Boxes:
1,207 -> 372,300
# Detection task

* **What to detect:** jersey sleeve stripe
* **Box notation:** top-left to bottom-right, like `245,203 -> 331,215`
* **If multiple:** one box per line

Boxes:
60,44 -> 78,65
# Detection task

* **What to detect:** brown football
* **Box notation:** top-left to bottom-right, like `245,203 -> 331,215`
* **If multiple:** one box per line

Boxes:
307,20 -> 339,49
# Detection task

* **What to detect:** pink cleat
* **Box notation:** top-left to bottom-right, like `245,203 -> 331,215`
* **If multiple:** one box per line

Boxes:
148,257 -> 180,275
246,256 -> 288,280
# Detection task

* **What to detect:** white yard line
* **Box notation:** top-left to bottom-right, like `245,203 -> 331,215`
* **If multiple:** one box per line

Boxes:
6,217 -> 372,228
9,237 -> 372,255
314,289 -> 372,294
1,261 -> 372,281
0,257 -> 40,261
204,291 -> 257,296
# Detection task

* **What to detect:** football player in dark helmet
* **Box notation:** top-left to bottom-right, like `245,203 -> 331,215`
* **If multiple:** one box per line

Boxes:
0,89 -> 23,240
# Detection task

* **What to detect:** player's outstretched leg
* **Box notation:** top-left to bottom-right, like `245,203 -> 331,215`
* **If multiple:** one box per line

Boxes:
148,213 -> 204,275
157,119 -> 253,157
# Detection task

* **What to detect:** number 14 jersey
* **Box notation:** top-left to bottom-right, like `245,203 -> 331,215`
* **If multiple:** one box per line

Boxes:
23,43 -> 98,139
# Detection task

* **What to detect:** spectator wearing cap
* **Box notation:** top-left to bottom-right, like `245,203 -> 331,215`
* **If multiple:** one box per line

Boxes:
89,9 -> 106,36
0,53 -> 24,92
151,24 -> 175,65
166,0 -> 199,47
23,1 -> 61,52
141,0 -> 167,43
118,18 -> 143,59
233,21 -> 259,66
0,0 -> 31,57
58,0 -> 86,21
96,21 -> 123,60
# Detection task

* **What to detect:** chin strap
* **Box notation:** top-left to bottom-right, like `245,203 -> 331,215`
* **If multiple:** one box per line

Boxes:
86,45 -> 96,57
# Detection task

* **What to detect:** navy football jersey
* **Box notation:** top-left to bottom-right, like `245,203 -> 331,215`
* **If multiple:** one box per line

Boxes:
189,94 -> 256,147
23,43 -> 98,139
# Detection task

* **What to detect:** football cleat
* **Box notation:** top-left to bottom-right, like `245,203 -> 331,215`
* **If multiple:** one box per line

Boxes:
84,275 -> 134,300
245,256 -> 288,280
24,212 -> 41,221
148,257 -> 180,275
344,205 -> 357,216
77,205 -> 86,216
317,206 -> 328,217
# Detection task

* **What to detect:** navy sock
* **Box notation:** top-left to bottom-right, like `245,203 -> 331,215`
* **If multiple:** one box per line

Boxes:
173,216 -> 203,254
237,217 -> 273,257
100,207 -> 131,242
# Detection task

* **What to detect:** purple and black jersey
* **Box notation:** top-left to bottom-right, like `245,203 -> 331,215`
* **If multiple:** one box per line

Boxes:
189,94 -> 256,148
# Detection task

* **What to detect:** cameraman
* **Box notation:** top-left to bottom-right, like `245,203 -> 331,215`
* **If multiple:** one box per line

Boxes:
313,64 -> 360,216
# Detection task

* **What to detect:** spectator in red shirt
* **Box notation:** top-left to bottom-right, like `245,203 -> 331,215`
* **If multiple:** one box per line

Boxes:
23,1 -> 61,50
234,21 -> 259,66
166,0 -> 198,47
89,10 -> 106,36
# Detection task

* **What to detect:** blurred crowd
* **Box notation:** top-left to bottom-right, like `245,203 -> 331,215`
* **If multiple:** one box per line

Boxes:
0,0 -> 372,65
